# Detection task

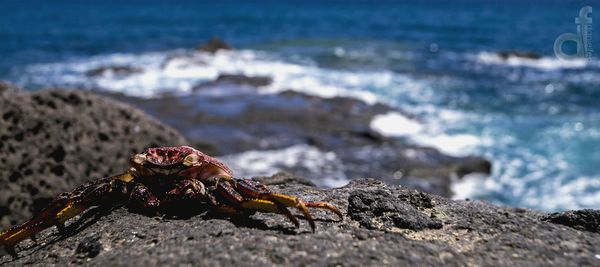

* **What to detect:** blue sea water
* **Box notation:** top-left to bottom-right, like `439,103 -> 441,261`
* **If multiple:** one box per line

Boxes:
1,0 -> 599,211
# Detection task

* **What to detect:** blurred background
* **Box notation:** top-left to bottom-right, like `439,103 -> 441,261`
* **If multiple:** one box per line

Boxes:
0,0 -> 598,212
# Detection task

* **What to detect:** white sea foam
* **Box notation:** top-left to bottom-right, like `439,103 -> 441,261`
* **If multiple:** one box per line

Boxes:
451,173 -> 497,200
475,51 -> 588,70
221,144 -> 349,188
370,110 -> 487,157
522,176 -> 600,211
370,112 -> 424,136
17,49 -> 393,104
412,134 -> 487,157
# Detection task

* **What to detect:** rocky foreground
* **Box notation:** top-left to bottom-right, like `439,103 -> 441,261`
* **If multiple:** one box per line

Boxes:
0,174 -> 599,266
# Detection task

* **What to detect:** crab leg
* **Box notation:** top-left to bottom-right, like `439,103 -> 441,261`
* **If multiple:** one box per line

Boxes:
128,183 -> 161,214
304,202 -> 344,219
214,181 -> 300,228
240,199 -> 300,228
234,179 -> 343,226
0,173 -> 133,256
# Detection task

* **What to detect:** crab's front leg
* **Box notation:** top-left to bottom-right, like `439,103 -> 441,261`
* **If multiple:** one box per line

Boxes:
0,173 -> 133,256
128,183 -> 161,215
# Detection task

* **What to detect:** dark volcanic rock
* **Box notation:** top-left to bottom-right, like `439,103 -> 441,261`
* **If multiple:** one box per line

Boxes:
497,51 -> 541,60
193,74 -> 273,91
105,89 -> 491,197
542,209 -> 600,233
75,236 -> 102,258
1,176 -> 599,266
348,189 -> 442,230
85,66 -> 143,77
197,38 -> 232,53
0,89 -> 187,230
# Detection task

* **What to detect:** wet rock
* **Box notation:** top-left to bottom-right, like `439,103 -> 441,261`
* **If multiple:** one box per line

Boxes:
1,175 -> 599,266
0,88 -> 187,230
197,38 -> 232,53
497,51 -> 541,60
542,209 -> 600,233
193,74 -> 273,91
454,156 -> 492,177
85,65 -> 143,77
215,74 -> 272,87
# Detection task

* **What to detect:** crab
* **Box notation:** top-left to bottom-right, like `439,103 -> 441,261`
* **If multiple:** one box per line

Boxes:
0,146 -> 342,256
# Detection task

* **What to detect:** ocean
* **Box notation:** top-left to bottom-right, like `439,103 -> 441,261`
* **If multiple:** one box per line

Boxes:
1,0 -> 598,211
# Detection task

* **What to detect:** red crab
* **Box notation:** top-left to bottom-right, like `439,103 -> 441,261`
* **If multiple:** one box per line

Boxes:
0,146 -> 342,256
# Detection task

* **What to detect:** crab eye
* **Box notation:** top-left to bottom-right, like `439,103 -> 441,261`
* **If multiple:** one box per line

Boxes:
132,154 -> 147,165
183,154 -> 200,166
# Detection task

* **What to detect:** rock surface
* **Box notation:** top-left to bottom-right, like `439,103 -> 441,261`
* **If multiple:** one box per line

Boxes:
193,74 -> 273,90
1,175 -> 599,266
542,209 -> 600,233
497,51 -> 542,60
0,88 -> 187,230
85,66 -> 143,77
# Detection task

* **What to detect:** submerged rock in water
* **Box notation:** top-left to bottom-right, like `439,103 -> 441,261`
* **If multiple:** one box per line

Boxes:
193,73 -> 273,90
497,51 -> 542,60
1,175 -> 598,266
0,88 -> 187,230
85,65 -> 143,77
197,38 -> 232,53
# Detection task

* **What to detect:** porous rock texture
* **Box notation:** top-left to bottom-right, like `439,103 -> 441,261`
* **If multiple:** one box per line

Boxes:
0,87 -> 187,230
542,209 -> 600,233
1,175 -> 599,266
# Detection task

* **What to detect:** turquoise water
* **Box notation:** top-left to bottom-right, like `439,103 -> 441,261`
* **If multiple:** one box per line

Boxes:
1,0 -> 599,210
